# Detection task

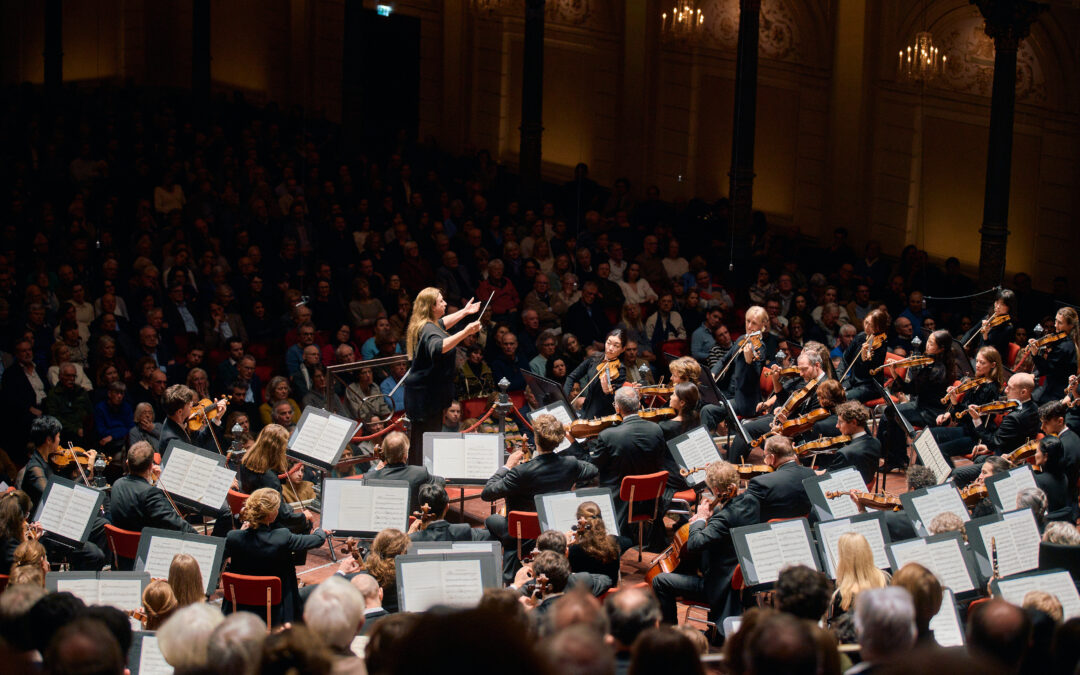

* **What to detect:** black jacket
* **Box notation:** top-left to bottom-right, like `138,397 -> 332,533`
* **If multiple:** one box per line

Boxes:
1058,429 -> 1080,500
160,417 -> 221,455
481,452 -> 598,513
1035,469 -> 1073,523
236,464 -> 309,533
824,433 -> 881,486
564,354 -> 626,421
109,475 -> 196,533
882,509 -> 917,542
589,415 -> 666,527
745,460 -> 816,522
1034,339 -> 1078,403
365,463 -> 434,514
843,332 -> 886,389
409,520 -> 492,542
224,526 -> 327,623
686,493 -> 760,621
974,399 -> 1040,456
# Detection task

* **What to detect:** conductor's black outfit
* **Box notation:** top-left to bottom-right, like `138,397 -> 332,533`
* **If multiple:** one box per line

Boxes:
404,320 -> 456,465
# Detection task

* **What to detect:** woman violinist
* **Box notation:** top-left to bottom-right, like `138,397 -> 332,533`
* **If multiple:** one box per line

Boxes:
929,346 -> 1005,459
962,289 -> 1016,358
1030,307 -> 1079,404
567,501 -> 622,596
714,306 -> 776,419
0,490 -> 43,572
842,309 -> 890,403
564,328 -> 628,421
1034,436 -> 1075,523
651,382 -> 704,545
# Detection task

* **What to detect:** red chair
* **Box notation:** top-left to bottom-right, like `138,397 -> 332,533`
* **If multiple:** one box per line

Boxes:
732,563 -> 745,590
104,524 -> 142,569
353,327 -> 375,345
248,343 -> 270,363
221,572 -> 283,629
620,471 -> 670,561
660,340 -> 689,358
226,489 -> 250,521
1006,342 -> 1021,369
667,488 -> 698,517
461,397 -> 490,419
0,574 -> 9,593
255,365 -> 273,388
507,511 -> 542,560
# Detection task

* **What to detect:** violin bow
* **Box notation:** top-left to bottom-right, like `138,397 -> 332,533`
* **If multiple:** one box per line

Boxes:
195,401 -> 227,456
67,442 -> 107,516
576,357 -> 618,400
153,473 -> 187,522
712,332 -> 760,385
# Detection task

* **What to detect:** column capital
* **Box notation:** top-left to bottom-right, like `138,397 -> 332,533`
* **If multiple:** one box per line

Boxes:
970,0 -> 1048,50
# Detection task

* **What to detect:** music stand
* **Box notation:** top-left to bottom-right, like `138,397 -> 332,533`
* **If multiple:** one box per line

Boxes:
521,369 -> 576,413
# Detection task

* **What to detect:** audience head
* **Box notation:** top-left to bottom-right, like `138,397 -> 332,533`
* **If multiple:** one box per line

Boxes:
627,626 -> 704,675
604,587 -> 661,651
745,611 -> 818,675
854,587 -> 917,661
206,612 -> 267,675
43,617 -> 124,675
891,563 -> 943,638
156,603 -> 224,670
542,623 -> 616,675
774,564 -> 831,621
364,613 -> 423,673
255,624 -> 332,675
304,576 -> 366,651
548,590 -> 608,637
966,598 -> 1032,672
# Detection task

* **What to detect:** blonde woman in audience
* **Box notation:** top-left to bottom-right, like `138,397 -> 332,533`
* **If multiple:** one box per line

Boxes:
169,553 -> 206,607
142,579 -> 179,631
828,532 -> 889,633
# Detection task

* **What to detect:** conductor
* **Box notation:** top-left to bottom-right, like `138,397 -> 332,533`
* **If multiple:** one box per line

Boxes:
404,288 -> 482,465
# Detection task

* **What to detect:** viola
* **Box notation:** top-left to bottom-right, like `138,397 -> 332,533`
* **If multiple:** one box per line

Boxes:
750,408 -> 830,448
187,396 -> 229,431
339,537 -> 367,561
127,608 -> 148,626
679,464 -> 711,477
960,483 -> 988,507
824,490 -> 901,512
779,378 -> 820,418
412,503 -> 437,531
794,434 -> 851,456
568,414 -> 622,439
1004,438 -> 1038,465
735,463 -> 774,479
953,399 -> 1019,421
941,376 -> 991,405
861,333 -> 887,360
744,331 -> 765,359
870,355 -> 934,376
638,407 -> 676,422
774,366 -> 801,378
1065,375 -> 1079,407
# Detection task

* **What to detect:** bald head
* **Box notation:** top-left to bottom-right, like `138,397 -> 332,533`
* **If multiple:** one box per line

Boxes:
966,599 -> 1031,671
1008,373 -> 1034,401
350,573 -> 384,609
604,587 -> 661,650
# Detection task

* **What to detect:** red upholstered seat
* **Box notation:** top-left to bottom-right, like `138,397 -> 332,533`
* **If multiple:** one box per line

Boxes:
221,572 -> 282,629
620,471 -> 670,562
104,523 -> 142,569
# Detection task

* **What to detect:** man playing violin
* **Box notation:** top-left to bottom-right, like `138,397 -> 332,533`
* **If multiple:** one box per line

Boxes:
713,306 -> 778,419
17,415 -> 106,571
159,384 -> 227,454
823,402 -> 881,485
651,461 -> 757,634
408,482 -> 492,543
951,373 -> 1040,488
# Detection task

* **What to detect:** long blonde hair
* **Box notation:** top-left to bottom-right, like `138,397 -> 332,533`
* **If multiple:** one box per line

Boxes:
240,488 -> 281,529
406,287 -> 440,359
977,346 -> 1006,389
242,424 -> 289,475
835,532 -> 887,610
168,553 -> 205,607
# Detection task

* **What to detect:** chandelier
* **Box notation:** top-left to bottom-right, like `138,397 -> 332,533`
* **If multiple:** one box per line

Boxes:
661,3 -> 705,41
898,31 -> 945,82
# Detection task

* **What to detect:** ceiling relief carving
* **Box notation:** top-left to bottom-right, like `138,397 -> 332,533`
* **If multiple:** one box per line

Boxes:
934,20 -> 1046,103
545,0 -> 590,25
697,0 -> 800,62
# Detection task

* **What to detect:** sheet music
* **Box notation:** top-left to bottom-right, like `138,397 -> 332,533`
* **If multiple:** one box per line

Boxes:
142,536 -> 219,594
914,431 -> 951,484
539,491 -> 619,535
36,483 -> 72,537
817,518 -> 889,577
673,427 -> 721,486
179,540 -> 220,594
995,571 -> 1080,620
463,434 -> 500,478
160,449 -> 233,507
929,590 -> 965,647
324,482 -> 408,533
978,509 -> 1041,577
889,538 -> 975,592
745,520 -> 816,583
989,466 -> 1038,512
98,578 -> 144,611
439,559 -> 484,607
430,437 -> 466,477
289,412 -> 327,457
38,482 -> 98,541
55,578 -> 101,604
816,469 -> 869,519
290,411 -> 353,464
529,405 -> 574,453
137,635 -> 173,675
400,560 -> 446,612
911,484 -> 970,525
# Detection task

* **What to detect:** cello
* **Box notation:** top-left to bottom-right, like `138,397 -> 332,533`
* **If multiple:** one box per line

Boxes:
645,483 -> 737,584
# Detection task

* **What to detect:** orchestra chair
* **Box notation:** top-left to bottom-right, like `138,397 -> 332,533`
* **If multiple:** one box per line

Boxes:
226,489 -> 250,528
680,598 -> 717,638
620,471 -> 670,562
599,580 -> 647,602
221,572 -> 283,630
1039,542 -> 1080,586
507,511 -> 542,560
667,488 -> 699,518
1006,342 -> 1021,370
0,574 -> 8,594
461,397 -> 489,419
659,340 -> 689,358
104,523 -> 143,570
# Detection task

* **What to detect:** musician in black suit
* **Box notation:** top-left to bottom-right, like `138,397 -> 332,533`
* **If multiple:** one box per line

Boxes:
351,574 -> 390,636
564,328 -> 627,421
841,310 -> 889,404
1041,401 -> 1080,505
159,384 -> 227,455
589,387 -> 666,532
482,414 -> 597,579
1033,435 -> 1074,522
409,482 -> 492,542
236,424 -> 311,534
1031,308 -> 1078,404
364,431 -> 435,514
651,461 -> 759,631
744,436 -> 815,522
952,373 -> 1041,488
109,441 -> 196,534
713,306 -> 777,419
824,402 -> 881,485
224,487 -> 328,624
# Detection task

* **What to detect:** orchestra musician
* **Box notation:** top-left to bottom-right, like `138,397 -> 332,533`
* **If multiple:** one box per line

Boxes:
712,306 -> 778,419
403,288 -> 483,465
0,490 -> 37,571
810,378 -> 848,439
1030,307 -> 1079,405
588,387 -> 666,534
1033,435 -> 1075,522
650,461 -> 758,631
408,482 -> 492,542
159,384 -> 228,454
842,309 -> 890,403
109,441 -> 197,535
1039,401 -> 1080,504
744,436 -> 815,522
481,414 -> 597,581
823,402 -> 882,485
951,373 -> 1040,488
962,289 -> 1016,358
929,346 -> 1005,459
236,424 -> 313,535
564,328 -> 628,420
667,356 -> 728,434
17,415 -> 106,571
878,329 -> 958,471
365,431 -> 435,514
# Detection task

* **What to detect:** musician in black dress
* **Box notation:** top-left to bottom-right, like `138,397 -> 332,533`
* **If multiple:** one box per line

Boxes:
962,289 -> 1016,359
668,356 -> 728,435
566,500 -> 621,596
236,424 -> 312,534
564,328 -> 628,420
929,346 -> 1004,458
1030,307 -> 1078,404
1034,435 -> 1074,522
403,288 -> 482,465
879,329 -> 957,470
842,309 -> 890,403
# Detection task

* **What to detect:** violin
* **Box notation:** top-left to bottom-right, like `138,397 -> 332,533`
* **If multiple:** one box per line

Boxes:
412,503 -> 437,531
735,463 -> 774,479
47,446 -> 101,472
638,407 -> 676,422
187,396 -> 229,431
774,366 -> 801,379
568,414 -> 622,439
870,355 -> 935,376
824,490 -> 901,512
983,313 -> 1011,331
637,384 -> 674,397
679,464 -> 710,477
1065,375 -> 1079,406
861,333 -> 887,360
960,483 -> 988,507
941,376 -> 991,405
1004,438 -> 1038,465
127,608 -> 148,626
794,434 -> 851,456
507,434 -> 533,462
339,537 -> 367,561
1024,331 -> 1067,356
750,408 -> 830,448
779,378 -> 819,417
953,399 -> 1019,420
23,522 -> 44,541
568,516 -> 591,545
